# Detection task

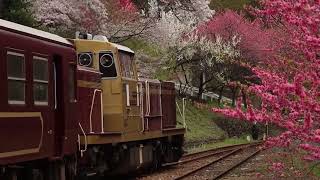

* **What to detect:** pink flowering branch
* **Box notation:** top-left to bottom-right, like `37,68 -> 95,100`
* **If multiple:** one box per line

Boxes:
213,0 -> 320,161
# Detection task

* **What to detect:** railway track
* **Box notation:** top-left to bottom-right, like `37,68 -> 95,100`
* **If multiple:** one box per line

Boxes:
162,142 -> 262,167
174,142 -> 262,180
137,142 -> 263,180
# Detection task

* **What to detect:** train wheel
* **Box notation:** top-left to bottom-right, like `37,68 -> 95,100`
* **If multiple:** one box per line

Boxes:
3,169 -> 17,180
43,161 -> 67,180
32,169 -> 45,180
151,146 -> 162,171
19,167 -> 34,180
65,157 -> 76,180
5,168 -> 29,180
8,170 -> 17,180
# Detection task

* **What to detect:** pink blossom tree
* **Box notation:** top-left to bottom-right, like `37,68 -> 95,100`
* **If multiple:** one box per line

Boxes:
213,0 -> 320,161
196,10 -> 280,105
198,10 -> 280,63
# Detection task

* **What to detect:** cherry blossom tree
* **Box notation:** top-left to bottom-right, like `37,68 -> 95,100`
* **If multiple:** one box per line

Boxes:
195,10 -> 279,105
167,32 -> 241,99
33,0 -> 152,42
33,0 -> 109,35
213,0 -> 320,161
104,0 -> 154,42
198,10 -> 280,63
147,0 -> 214,46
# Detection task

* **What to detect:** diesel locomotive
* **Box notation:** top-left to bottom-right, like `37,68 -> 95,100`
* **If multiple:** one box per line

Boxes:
0,19 -> 185,179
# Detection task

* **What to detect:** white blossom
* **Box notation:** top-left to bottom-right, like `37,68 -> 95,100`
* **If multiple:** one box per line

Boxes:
148,0 -> 214,46
33,0 -> 108,34
175,33 -> 241,67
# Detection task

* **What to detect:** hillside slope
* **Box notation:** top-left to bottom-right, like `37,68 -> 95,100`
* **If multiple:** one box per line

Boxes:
176,99 -> 227,146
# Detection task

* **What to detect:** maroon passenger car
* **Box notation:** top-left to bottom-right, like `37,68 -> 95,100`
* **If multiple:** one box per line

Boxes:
0,19 -> 77,178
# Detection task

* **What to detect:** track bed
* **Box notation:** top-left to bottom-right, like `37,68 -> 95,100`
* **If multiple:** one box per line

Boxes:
137,142 -> 262,180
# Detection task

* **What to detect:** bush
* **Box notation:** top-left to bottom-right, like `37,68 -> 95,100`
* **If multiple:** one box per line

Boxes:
213,115 -> 265,138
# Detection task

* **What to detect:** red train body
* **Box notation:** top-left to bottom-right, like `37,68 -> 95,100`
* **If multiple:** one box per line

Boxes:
0,19 -> 78,165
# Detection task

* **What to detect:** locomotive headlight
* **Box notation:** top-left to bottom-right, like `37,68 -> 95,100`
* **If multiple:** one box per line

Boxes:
100,54 -> 114,68
78,53 -> 93,67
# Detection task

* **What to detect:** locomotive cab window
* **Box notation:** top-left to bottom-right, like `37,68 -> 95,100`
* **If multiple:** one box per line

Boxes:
119,51 -> 135,79
7,51 -> 26,104
33,56 -> 49,105
78,52 -> 93,67
99,52 -> 117,78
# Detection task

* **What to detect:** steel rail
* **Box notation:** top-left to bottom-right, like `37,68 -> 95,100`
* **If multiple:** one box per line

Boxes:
182,141 -> 262,159
163,142 -> 262,167
174,143 -> 262,180
163,148 -> 235,167
212,148 -> 261,180
174,148 -> 242,180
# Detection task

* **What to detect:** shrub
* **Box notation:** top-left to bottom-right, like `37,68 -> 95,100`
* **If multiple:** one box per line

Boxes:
213,115 -> 264,138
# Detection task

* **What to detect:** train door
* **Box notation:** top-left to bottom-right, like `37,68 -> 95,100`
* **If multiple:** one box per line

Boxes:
53,55 -> 65,156
119,51 -> 141,133
123,79 -> 141,132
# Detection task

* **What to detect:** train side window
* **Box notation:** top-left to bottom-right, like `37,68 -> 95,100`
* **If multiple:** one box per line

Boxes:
7,51 -> 26,104
119,52 -> 135,78
33,56 -> 49,105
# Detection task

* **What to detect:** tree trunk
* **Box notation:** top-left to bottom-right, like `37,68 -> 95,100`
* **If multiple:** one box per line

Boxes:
241,88 -> 247,109
197,73 -> 204,100
231,87 -> 238,107
218,86 -> 224,105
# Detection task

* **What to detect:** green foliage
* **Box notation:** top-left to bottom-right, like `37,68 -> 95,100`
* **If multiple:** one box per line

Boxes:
1,0 -> 35,27
154,67 -> 173,80
210,0 -> 259,12
213,115 -> 265,138
187,137 -> 249,153
176,98 -> 264,152
122,38 -> 163,58
176,99 -> 226,143
312,164 -> 320,177
205,99 -> 222,108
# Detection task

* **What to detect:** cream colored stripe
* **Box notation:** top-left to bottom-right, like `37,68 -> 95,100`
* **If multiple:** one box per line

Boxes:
78,80 -> 101,89
0,148 -> 39,158
0,112 -> 41,118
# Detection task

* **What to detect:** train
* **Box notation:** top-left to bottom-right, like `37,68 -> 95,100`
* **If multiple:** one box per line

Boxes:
0,19 -> 185,179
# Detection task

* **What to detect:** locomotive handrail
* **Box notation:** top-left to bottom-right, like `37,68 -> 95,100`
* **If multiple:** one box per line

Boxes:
78,123 -> 88,157
145,80 -> 150,117
145,80 -> 150,130
176,98 -> 187,128
53,62 -> 57,110
138,82 -> 145,132
159,83 -> 163,130
90,89 -> 103,133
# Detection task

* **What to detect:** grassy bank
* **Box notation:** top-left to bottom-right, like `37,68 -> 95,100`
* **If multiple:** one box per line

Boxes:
186,137 -> 250,153
176,98 -> 257,153
176,99 -> 227,145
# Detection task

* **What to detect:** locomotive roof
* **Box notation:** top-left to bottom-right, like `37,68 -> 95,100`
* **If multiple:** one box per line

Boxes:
0,19 -> 72,46
109,42 -> 134,54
